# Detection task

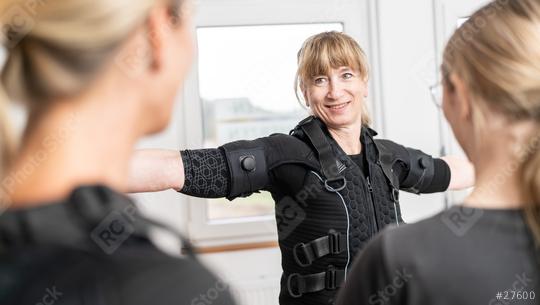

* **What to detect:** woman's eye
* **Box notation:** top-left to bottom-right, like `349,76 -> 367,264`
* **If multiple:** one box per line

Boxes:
314,77 -> 327,85
343,72 -> 354,79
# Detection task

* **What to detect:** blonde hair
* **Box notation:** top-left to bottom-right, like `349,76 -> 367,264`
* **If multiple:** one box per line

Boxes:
443,0 -> 540,243
0,89 -> 14,181
295,31 -> 372,126
0,0 -> 184,182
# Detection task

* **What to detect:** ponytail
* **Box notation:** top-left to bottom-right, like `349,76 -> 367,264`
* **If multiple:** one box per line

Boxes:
0,84 -> 15,194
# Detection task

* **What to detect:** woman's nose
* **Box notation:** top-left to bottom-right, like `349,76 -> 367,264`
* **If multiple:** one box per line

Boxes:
327,82 -> 345,100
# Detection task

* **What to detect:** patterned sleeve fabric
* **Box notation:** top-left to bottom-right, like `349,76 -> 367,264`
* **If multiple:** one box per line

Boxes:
180,148 -> 231,198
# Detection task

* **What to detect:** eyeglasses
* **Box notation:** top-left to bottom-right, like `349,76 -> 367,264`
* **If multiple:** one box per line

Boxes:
429,82 -> 443,109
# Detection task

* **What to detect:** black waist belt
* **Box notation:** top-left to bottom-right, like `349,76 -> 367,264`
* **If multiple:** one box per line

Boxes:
287,266 -> 346,298
293,230 -> 347,267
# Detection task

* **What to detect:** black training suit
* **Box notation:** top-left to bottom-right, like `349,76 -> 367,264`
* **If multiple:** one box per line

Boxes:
180,116 -> 451,305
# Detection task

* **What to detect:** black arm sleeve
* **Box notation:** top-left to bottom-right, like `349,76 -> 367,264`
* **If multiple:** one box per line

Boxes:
180,149 -> 230,198
180,134 -> 319,201
424,158 -> 451,193
376,139 -> 451,194
395,157 -> 451,193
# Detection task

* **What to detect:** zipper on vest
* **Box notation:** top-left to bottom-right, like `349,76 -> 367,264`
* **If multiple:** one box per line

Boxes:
366,176 -> 379,232
366,176 -> 373,193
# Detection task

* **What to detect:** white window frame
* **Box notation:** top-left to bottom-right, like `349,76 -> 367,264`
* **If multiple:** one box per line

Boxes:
183,0 -> 380,247
432,0 -> 489,205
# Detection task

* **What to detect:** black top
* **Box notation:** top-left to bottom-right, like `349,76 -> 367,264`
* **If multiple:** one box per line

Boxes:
336,206 -> 540,305
348,152 -> 366,174
0,186 -> 236,305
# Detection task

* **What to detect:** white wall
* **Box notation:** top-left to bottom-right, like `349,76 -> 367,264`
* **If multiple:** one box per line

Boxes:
375,0 -> 446,222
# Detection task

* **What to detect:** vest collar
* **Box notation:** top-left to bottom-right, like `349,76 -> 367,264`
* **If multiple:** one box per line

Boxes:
0,185 -> 148,251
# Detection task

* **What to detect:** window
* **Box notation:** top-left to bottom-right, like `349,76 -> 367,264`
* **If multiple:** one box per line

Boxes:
433,0 -> 489,207
197,23 -> 342,220
183,0 -> 372,246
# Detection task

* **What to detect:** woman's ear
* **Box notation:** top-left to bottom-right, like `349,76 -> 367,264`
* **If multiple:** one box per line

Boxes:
301,83 -> 309,107
449,73 -> 472,121
145,5 -> 170,72
363,82 -> 369,98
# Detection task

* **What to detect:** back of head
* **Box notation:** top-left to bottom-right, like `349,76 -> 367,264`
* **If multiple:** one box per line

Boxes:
295,31 -> 372,126
0,0 -> 165,104
443,0 -> 540,242
0,0 -> 182,184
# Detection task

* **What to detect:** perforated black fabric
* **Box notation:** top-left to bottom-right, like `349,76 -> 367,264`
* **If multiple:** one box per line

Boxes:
274,124 -> 409,305
180,149 -> 230,198
340,163 -> 372,253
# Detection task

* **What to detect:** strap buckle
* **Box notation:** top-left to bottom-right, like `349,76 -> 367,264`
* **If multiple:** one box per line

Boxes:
324,176 -> 347,192
293,243 -> 314,267
392,188 -> 400,203
325,266 -> 337,290
287,273 -> 303,298
293,231 -> 345,267
328,230 -> 341,255
287,267 -> 345,298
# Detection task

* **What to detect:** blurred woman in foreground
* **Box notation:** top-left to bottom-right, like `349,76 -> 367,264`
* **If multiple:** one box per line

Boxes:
0,1 -> 235,304
337,0 -> 540,304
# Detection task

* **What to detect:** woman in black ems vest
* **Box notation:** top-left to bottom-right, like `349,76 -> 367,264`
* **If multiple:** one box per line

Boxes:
128,31 -> 475,305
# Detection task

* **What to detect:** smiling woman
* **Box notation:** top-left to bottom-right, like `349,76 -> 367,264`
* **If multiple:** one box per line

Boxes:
296,32 -> 371,134
305,66 -> 366,130
128,31 -> 475,305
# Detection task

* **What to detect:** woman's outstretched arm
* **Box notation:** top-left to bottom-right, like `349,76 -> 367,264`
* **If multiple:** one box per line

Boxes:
127,149 -> 185,193
440,155 -> 475,191
127,135 -> 319,198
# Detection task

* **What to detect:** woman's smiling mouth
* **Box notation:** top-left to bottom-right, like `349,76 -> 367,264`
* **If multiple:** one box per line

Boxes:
326,101 -> 352,111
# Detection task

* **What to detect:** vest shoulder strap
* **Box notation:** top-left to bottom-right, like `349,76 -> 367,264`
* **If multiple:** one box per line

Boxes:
295,116 -> 342,181
372,139 -> 401,189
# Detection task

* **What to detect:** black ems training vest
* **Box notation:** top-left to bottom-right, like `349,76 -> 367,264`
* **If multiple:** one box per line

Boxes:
272,117 -> 407,305
195,116 -> 439,305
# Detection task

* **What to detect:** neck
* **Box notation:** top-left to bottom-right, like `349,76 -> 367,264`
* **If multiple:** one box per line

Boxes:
327,122 -> 363,155
6,81 -> 143,207
463,123 -> 535,209
464,165 -> 524,209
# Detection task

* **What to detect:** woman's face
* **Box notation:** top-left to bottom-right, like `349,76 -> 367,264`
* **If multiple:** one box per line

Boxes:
303,66 -> 367,130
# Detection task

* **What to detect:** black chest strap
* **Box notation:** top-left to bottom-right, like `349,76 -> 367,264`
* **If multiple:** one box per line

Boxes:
287,266 -> 345,298
292,230 -> 347,267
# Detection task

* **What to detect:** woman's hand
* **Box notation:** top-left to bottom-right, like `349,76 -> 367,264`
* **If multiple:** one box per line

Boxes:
127,149 -> 184,193
440,155 -> 475,191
